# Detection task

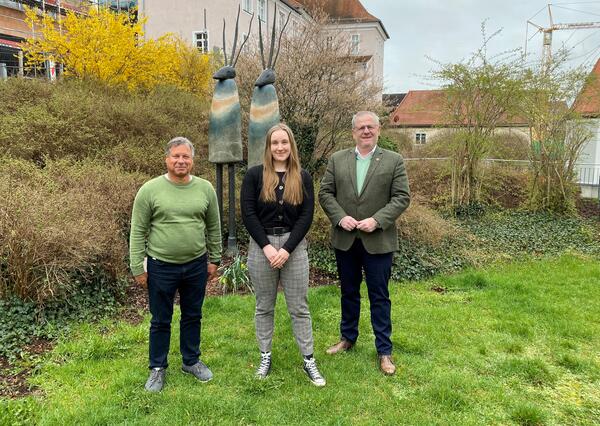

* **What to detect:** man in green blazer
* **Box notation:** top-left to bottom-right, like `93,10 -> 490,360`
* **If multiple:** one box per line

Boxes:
318,111 -> 410,375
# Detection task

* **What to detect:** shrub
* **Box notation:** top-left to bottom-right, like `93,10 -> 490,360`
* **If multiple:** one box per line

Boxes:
405,160 -> 453,208
0,157 -> 146,304
0,79 -> 211,176
397,198 -> 463,246
404,158 -> 530,210
480,162 -> 530,208
23,7 -> 215,94
377,134 -> 398,152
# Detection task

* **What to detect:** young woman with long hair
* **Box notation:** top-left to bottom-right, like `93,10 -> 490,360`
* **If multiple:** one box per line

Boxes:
241,123 -> 325,386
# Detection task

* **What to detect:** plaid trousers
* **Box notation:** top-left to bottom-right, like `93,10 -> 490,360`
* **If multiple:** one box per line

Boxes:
247,233 -> 314,356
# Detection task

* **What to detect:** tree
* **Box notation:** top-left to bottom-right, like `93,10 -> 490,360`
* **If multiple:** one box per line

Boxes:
430,25 -> 525,210
521,53 -> 592,214
235,11 -> 381,172
22,7 -> 214,95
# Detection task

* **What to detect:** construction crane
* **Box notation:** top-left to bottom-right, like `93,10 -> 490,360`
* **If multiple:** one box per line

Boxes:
527,4 -> 600,72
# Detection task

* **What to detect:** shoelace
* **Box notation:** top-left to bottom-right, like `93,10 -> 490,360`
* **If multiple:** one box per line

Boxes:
304,359 -> 322,380
257,353 -> 271,375
149,368 -> 163,383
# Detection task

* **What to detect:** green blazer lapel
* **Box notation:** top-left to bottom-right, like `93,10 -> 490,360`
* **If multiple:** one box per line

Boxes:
346,148 -> 359,199
359,147 -> 383,197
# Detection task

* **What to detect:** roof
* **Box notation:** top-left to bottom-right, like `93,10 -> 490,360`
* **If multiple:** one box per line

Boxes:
292,0 -> 389,38
390,89 -> 528,127
350,54 -> 372,63
0,38 -> 21,49
390,90 -> 448,126
280,0 -> 304,9
383,93 -> 406,109
573,58 -> 600,117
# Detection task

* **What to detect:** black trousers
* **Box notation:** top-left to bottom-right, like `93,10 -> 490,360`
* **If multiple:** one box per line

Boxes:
334,239 -> 393,355
147,254 -> 207,369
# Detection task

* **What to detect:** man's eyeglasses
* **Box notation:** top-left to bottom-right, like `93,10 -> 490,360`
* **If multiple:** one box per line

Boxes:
353,125 -> 379,132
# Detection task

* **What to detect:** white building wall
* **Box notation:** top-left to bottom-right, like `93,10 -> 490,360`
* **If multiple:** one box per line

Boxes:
138,0 -> 386,99
331,22 -> 385,99
390,125 -> 530,147
578,118 -> 600,164
140,0 -> 264,53
575,118 -> 600,198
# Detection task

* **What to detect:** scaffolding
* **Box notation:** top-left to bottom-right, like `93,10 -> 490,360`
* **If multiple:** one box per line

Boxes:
0,0 -> 139,79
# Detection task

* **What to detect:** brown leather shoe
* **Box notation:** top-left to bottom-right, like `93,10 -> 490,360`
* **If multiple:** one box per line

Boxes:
326,339 -> 353,355
379,355 -> 396,376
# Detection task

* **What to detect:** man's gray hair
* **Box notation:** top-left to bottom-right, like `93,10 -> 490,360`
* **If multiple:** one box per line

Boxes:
352,111 -> 380,129
166,136 -> 195,157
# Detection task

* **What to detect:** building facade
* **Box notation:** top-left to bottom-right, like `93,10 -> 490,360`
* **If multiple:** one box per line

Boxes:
0,0 -> 90,77
388,89 -> 531,147
573,58 -> 600,198
138,0 -> 388,99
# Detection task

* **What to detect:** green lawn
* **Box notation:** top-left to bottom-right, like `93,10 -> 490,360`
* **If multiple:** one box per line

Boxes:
2,255 -> 600,425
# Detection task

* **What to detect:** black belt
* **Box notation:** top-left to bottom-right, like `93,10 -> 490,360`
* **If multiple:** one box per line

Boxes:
265,226 -> 291,235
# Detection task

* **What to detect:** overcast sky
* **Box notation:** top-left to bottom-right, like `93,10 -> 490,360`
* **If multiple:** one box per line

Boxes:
361,0 -> 600,94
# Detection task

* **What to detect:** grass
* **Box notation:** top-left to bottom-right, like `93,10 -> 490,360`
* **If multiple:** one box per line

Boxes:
2,254 -> 600,425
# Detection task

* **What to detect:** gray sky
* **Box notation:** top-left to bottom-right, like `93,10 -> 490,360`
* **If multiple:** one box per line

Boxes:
361,0 -> 600,94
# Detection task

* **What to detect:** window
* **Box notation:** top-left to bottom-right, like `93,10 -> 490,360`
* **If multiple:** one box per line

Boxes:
258,0 -> 267,22
415,133 -> 427,145
193,31 -> 209,53
243,0 -> 252,13
351,34 -> 360,55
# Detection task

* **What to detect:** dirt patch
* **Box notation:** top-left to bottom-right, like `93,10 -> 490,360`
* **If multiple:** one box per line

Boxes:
0,338 -> 52,399
430,285 -> 447,294
577,198 -> 600,220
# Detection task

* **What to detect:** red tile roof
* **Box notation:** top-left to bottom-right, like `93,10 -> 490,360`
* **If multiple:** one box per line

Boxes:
292,0 -> 388,38
390,89 -> 528,127
573,58 -> 600,117
281,0 -> 304,9
297,0 -> 378,22
0,38 -> 22,49
390,90 -> 448,126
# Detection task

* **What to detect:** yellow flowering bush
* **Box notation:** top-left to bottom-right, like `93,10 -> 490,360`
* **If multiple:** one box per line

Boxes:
23,7 -> 214,95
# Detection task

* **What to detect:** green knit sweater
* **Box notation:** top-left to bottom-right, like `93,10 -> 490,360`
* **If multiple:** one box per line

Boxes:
129,175 -> 222,276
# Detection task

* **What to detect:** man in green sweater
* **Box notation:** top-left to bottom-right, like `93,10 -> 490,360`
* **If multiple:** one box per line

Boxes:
130,137 -> 222,392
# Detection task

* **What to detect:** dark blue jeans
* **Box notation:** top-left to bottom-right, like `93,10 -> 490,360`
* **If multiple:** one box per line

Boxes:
335,239 -> 394,355
147,254 -> 207,369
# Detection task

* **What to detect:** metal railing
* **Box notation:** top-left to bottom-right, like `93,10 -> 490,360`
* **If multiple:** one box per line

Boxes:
576,164 -> 600,200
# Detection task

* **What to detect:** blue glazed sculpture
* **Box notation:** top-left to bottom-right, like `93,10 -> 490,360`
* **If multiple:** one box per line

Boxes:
247,6 -> 290,168
208,7 -> 253,164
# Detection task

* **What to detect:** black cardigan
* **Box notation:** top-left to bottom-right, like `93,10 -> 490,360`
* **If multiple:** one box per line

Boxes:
240,165 -> 314,253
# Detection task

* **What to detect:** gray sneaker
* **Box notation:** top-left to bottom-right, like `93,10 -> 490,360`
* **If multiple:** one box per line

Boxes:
182,360 -> 213,382
145,367 -> 166,392
256,352 -> 272,379
303,358 -> 326,387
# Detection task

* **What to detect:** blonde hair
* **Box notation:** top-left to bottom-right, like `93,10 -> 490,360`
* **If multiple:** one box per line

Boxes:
260,123 -> 304,206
